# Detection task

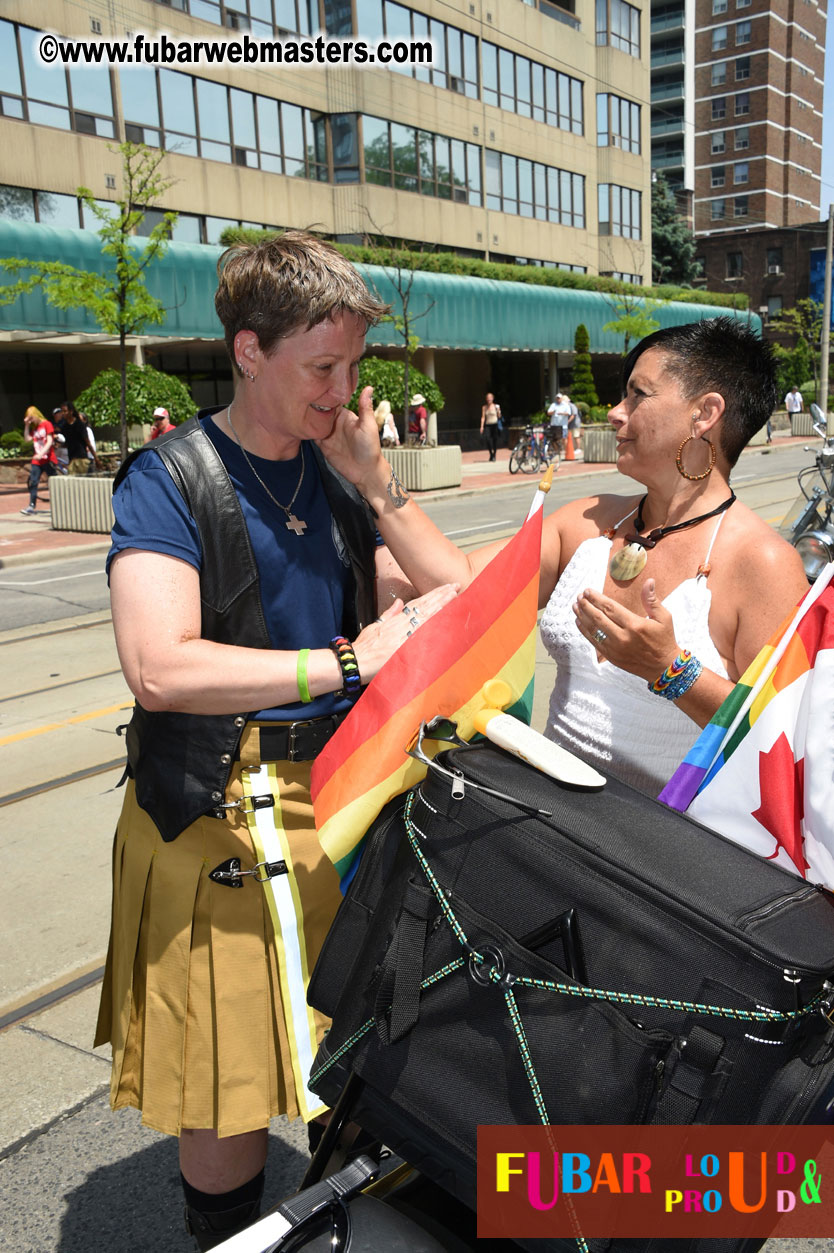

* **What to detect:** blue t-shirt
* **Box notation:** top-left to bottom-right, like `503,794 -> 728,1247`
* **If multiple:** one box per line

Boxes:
108,413 -> 359,719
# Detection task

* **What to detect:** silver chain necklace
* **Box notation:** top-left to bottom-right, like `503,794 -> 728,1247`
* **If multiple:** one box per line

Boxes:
226,401 -> 307,536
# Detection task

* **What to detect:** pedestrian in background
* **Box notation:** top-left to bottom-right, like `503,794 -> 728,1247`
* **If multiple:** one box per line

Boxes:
564,392 -> 582,451
375,398 -> 399,447
480,391 -> 501,462
408,393 -> 428,444
57,401 -> 99,474
20,406 -> 58,514
145,406 -> 176,441
546,393 -> 570,457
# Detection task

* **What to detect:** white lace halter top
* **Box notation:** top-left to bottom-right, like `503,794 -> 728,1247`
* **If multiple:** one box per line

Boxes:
539,512 -> 730,796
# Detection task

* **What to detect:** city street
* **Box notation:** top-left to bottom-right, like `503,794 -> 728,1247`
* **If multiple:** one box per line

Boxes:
0,445 -> 831,1252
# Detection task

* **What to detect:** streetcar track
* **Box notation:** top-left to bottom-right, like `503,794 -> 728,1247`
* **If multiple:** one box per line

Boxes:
0,615 -> 112,647
0,757 -> 126,808
0,966 -> 106,1034
0,669 -> 123,704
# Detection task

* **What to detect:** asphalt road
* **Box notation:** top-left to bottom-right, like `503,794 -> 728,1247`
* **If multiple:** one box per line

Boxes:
1,449 -> 831,1252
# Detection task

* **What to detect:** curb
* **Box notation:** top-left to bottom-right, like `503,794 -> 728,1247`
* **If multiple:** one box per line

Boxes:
0,540 -> 111,571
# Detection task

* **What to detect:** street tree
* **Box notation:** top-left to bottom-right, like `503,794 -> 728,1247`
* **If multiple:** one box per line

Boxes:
651,172 -> 699,286
0,143 -> 177,458
603,288 -> 662,355
771,299 -> 825,392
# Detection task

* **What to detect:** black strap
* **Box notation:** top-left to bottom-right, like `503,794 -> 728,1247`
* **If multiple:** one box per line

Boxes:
653,1025 -> 729,1124
373,880 -> 436,1045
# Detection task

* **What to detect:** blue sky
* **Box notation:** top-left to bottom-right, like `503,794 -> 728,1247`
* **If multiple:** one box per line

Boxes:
821,38 -> 834,217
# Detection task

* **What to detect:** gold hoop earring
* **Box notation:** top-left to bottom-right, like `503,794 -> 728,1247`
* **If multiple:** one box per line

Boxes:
676,435 -> 716,481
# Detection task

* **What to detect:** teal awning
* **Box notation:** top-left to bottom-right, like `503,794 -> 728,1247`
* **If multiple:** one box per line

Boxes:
0,221 -> 758,351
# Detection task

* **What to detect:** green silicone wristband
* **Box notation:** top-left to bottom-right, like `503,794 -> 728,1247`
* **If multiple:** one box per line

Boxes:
297,648 -> 312,704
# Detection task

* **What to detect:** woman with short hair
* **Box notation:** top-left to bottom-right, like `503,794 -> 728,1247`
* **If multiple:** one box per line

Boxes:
95,231 -> 456,1248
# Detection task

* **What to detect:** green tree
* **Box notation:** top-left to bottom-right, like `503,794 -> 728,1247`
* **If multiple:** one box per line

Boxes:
348,358 -> 443,418
603,289 -> 662,356
76,363 -> 196,430
0,143 -> 176,458
569,323 -> 599,407
651,172 -> 699,286
771,299 -> 824,392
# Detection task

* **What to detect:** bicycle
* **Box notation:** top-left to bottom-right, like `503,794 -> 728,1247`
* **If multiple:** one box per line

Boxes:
508,425 -> 560,474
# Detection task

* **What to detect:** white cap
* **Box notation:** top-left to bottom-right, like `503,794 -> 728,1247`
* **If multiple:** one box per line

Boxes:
153,407 -> 169,419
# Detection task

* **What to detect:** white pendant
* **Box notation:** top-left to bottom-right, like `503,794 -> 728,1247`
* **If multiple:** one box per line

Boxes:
609,542 -> 648,582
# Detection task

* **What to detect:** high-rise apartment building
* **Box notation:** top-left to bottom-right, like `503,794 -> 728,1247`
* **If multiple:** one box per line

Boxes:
650,0 -> 826,236
0,0 -> 651,280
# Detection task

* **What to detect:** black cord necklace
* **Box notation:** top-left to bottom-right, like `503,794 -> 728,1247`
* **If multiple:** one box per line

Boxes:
608,491 -> 736,582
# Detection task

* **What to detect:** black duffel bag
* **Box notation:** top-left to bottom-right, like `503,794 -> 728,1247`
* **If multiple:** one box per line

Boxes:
307,744 -> 834,1249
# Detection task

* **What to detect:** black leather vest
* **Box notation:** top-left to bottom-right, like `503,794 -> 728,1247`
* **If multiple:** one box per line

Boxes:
114,415 -> 377,842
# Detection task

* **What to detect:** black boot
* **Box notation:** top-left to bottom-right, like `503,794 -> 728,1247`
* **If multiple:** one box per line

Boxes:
182,1170 -> 264,1251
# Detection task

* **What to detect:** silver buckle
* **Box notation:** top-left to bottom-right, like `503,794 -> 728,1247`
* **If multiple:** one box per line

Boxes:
288,719 -> 316,762
216,793 -> 274,815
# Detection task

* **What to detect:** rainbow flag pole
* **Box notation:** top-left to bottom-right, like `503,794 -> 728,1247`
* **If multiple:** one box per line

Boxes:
312,467 -> 554,887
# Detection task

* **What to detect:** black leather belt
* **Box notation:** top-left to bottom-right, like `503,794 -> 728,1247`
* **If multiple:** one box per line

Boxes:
237,713 -> 348,763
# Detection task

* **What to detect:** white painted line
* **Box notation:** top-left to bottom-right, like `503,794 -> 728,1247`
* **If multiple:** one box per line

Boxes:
0,570 -> 102,587
445,520 -> 514,537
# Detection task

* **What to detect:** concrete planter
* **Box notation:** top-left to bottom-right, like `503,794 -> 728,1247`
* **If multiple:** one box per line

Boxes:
582,426 -> 617,463
51,474 -> 115,533
382,445 -> 462,490
746,425 -> 769,447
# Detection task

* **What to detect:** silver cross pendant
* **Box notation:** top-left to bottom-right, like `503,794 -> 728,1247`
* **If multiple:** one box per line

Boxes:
285,513 -> 307,536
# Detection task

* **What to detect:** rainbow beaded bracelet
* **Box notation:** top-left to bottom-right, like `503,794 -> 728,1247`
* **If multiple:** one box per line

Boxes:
329,635 -> 362,702
648,650 -> 703,702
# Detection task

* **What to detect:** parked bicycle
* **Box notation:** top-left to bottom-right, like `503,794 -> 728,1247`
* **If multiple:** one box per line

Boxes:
508,425 -> 560,474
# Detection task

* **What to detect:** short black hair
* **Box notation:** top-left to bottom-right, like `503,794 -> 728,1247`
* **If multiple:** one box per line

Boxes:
621,316 -> 777,467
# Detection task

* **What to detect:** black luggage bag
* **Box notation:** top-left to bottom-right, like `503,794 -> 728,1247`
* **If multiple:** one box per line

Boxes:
307,745 -> 834,1250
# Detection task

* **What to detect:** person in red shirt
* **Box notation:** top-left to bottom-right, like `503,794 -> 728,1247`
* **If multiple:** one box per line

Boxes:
20,406 -> 58,515
408,393 -> 427,444
146,406 -> 176,441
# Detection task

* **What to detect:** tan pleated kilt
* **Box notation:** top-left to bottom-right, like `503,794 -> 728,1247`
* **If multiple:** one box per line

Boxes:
94,723 -> 342,1138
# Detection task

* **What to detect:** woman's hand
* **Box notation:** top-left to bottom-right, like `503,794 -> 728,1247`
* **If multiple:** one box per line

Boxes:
318,385 -> 387,491
572,578 -> 680,683
353,583 -> 459,684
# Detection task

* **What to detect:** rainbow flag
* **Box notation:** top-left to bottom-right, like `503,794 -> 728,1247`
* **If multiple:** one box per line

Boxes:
660,563 -> 834,889
311,477 -> 549,886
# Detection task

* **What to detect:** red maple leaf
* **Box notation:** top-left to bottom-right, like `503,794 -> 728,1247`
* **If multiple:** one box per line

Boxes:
752,732 -> 808,876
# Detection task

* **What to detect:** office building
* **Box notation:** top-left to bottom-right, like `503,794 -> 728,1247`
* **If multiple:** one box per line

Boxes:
650,0 -> 826,236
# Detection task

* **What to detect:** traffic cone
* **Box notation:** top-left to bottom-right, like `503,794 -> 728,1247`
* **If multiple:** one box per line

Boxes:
565,429 -> 575,461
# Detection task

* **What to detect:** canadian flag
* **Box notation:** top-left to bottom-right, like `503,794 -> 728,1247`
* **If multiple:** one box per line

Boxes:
660,564 -> 834,890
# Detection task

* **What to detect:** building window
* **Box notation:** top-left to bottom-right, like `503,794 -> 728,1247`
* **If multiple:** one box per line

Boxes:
484,43 -> 582,133
120,67 -> 328,179
596,93 -> 640,153
370,2 -> 479,97
0,18 -> 116,138
598,183 -> 642,238
712,26 -> 728,51
734,161 -> 749,184
767,295 -> 783,317
601,271 -> 643,284
180,0 -> 315,37
487,151 -> 584,224
711,63 -> 727,86
726,251 -> 743,277
736,19 -> 752,44
711,130 -> 726,153
595,0 -> 641,58
711,199 -> 726,220
711,166 -> 725,187
365,116 -> 482,204
735,56 -> 750,80
734,126 -> 749,149
734,195 -> 749,216
737,0 -> 752,6
766,247 -> 783,272
735,92 -> 750,115
712,0 -> 728,11
712,97 -> 727,120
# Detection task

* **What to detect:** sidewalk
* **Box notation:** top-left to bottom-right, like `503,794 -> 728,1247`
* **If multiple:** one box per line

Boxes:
0,431 -> 807,570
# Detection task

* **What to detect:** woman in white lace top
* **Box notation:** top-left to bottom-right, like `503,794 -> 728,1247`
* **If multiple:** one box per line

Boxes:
325,318 -> 809,792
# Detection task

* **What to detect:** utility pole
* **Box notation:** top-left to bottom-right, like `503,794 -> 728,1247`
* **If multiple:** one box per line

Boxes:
821,202 -> 833,432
